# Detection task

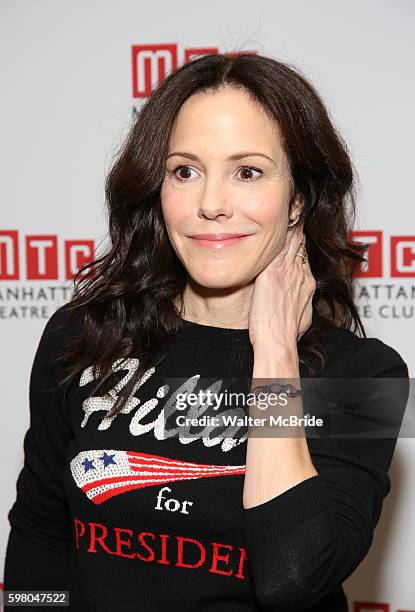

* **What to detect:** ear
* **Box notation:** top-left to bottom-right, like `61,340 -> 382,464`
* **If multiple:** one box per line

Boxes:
289,194 -> 303,219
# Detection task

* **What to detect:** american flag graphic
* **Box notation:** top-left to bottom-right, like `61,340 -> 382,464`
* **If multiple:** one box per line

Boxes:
70,449 -> 246,505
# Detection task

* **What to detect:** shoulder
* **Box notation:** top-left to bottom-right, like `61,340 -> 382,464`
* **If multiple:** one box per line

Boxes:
42,303 -> 85,342
317,324 -> 409,378
33,303 -> 85,373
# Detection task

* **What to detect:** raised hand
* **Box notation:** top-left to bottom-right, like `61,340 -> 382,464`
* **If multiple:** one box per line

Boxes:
248,223 -> 316,353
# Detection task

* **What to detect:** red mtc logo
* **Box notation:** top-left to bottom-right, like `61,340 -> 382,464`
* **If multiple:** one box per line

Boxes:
354,603 -> 415,612
131,44 -> 257,98
0,230 -> 95,281
351,231 -> 415,278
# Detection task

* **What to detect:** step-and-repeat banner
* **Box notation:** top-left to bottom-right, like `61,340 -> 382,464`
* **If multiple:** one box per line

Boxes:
1,1 -> 414,610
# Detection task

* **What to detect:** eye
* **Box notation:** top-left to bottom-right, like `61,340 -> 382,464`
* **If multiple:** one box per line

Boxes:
168,165 -> 199,182
237,166 -> 263,182
167,164 -> 263,183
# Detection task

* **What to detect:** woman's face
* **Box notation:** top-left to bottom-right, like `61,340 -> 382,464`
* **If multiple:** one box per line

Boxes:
160,86 -> 301,289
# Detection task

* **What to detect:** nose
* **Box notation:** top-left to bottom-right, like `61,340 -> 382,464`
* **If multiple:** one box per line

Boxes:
197,178 -> 233,220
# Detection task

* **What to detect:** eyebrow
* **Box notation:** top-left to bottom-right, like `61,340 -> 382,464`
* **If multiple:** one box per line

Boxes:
166,151 -> 275,163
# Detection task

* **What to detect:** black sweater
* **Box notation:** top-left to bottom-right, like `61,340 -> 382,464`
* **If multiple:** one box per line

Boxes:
3,305 -> 410,611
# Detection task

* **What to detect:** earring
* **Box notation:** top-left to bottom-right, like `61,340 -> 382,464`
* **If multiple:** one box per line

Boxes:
288,215 -> 300,227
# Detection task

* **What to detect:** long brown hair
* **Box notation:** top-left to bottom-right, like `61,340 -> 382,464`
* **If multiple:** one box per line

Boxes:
54,52 -> 368,416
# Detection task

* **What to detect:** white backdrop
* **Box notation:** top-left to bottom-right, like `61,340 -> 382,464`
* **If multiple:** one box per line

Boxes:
1,1 -> 414,610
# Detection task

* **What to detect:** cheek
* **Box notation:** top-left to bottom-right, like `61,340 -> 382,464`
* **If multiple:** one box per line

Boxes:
247,195 -> 288,257
246,195 -> 288,242
160,186 -> 188,231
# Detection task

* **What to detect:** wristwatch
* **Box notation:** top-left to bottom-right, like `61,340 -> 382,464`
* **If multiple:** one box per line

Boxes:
251,382 -> 303,398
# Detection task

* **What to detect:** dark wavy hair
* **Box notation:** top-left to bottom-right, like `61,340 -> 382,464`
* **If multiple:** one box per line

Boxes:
54,52 -> 368,417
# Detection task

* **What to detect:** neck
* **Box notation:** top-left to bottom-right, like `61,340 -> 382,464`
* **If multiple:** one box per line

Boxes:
174,279 -> 253,330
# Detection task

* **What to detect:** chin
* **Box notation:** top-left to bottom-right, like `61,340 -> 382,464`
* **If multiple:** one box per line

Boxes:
188,268 -> 249,290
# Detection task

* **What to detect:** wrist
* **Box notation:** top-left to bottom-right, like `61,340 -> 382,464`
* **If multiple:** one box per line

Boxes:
252,342 -> 299,366
252,327 -> 297,351
252,355 -> 300,381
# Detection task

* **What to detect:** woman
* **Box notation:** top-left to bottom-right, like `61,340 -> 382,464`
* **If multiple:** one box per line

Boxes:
4,53 -> 409,611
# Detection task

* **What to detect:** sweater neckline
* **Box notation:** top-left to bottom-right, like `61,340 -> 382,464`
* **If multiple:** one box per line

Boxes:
175,309 -> 322,350
176,317 -> 251,349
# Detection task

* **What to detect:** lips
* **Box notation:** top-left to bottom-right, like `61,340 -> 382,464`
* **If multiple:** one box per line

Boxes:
190,233 -> 249,240
189,233 -> 252,250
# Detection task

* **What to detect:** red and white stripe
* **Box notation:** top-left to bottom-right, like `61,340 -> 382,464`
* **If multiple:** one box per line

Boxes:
70,449 -> 246,505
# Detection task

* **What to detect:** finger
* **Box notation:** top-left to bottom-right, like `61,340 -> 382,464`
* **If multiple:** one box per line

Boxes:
293,223 -> 306,249
298,292 -> 314,339
299,262 -> 315,313
289,226 -> 306,264
280,223 -> 300,257
303,258 -> 316,293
